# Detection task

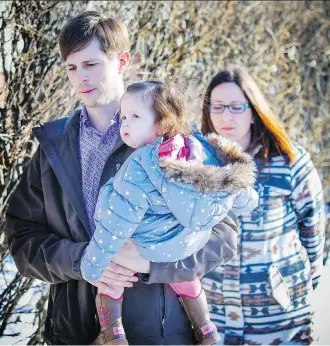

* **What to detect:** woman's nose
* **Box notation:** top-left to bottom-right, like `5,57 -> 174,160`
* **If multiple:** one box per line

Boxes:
221,108 -> 233,121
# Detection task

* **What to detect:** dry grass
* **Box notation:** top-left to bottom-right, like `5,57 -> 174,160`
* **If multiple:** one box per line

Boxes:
0,0 -> 329,342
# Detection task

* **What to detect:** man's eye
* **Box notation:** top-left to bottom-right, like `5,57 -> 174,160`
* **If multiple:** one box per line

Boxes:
133,114 -> 139,118
121,115 -> 126,120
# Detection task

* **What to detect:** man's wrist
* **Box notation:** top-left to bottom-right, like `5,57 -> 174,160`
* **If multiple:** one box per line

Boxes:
141,261 -> 151,274
72,258 -> 83,280
77,247 -> 88,281
139,261 -> 160,284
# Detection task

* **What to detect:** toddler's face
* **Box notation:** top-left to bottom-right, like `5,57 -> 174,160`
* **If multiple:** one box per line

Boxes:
120,92 -> 158,149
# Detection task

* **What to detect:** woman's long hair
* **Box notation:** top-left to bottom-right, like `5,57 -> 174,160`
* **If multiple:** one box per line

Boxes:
201,67 -> 296,163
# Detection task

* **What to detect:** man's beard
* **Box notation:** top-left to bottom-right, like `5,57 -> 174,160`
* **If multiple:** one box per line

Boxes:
85,89 -> 117,108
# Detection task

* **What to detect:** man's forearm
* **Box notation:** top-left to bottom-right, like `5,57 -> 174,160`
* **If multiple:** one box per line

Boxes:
7,215 -> 88,283
143,215 -> 238,284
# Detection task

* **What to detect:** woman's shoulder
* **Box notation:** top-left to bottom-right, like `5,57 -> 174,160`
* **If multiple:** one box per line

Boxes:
258,144 -> 314,181
276,144 -> 311,167
292,144 -> 310,162
290,144 -> 316,177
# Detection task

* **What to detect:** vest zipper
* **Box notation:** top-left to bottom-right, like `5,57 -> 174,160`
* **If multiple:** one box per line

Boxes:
159,284 -> 167,337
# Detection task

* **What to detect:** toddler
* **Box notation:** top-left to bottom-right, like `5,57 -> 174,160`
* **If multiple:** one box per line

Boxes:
81,81 -> 258,345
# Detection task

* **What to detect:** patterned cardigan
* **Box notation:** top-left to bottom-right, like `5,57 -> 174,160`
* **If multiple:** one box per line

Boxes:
203,145 -> 325,345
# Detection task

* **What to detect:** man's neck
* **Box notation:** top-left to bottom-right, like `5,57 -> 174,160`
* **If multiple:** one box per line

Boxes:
85,101 -> 119,133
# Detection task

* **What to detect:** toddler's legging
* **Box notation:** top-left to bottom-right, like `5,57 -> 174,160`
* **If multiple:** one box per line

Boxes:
169,278 -> 202,298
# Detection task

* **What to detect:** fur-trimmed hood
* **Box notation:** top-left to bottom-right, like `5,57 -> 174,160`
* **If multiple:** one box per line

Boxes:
159,133 -> 257,194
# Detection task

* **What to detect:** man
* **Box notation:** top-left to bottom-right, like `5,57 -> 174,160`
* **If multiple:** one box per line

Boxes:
6,11 -> 238,344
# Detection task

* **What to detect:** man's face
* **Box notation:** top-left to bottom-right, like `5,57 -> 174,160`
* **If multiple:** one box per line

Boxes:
65,38 -> 123,107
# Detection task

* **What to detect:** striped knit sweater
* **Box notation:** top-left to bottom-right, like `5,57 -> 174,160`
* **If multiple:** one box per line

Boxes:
203,145 -> 325,345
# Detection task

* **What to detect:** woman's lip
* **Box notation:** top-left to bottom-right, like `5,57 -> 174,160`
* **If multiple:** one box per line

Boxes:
222,127 -> 235,131
80,89 -> 96,94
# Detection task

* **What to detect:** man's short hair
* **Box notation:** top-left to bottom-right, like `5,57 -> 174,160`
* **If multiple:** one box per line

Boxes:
58,11 -> 130,61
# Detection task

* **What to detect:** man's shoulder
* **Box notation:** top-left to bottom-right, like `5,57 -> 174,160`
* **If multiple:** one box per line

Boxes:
33,109 -> 81,138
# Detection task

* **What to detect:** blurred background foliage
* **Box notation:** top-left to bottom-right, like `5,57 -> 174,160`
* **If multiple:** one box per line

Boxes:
0,0 -> 329,343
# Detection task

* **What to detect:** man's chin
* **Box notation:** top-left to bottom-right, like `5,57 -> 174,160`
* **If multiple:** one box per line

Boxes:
81,94 -> 108,107
83,98 -> 116,108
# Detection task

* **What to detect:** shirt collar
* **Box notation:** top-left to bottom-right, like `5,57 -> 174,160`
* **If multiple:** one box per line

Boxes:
80,105 -> 91,127
79,105 -> 121,137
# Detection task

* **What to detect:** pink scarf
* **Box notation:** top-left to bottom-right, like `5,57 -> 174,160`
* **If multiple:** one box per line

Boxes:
158,134 -> 189,160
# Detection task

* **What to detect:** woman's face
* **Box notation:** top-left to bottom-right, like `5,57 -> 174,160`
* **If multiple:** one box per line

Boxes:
210,82 -> 254,150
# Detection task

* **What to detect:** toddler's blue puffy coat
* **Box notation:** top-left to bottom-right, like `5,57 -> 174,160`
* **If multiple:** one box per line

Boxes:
81,132 -> 258,280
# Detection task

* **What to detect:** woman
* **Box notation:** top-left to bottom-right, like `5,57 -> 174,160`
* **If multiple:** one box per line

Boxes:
201,67 -> 325,345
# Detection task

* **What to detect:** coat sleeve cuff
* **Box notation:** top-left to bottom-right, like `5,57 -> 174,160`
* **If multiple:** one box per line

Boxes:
138,262 -> 160,284
71,243 -> 88,280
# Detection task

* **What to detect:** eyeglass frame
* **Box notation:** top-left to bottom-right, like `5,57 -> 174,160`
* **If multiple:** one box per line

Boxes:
208,103 -> 251,114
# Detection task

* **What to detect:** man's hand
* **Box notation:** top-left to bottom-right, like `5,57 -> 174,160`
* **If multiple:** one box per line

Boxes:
112,239 -> 151,274
88,262 -> 138,298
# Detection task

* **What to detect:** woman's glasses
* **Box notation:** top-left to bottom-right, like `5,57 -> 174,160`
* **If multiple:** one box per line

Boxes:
208,103 -> 251,114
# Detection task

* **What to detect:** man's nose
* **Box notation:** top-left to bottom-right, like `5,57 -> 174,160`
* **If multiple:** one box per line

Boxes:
77,67 -> 88,82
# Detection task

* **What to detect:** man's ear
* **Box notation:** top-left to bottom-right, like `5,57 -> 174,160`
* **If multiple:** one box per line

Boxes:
118,50 -> 130,74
